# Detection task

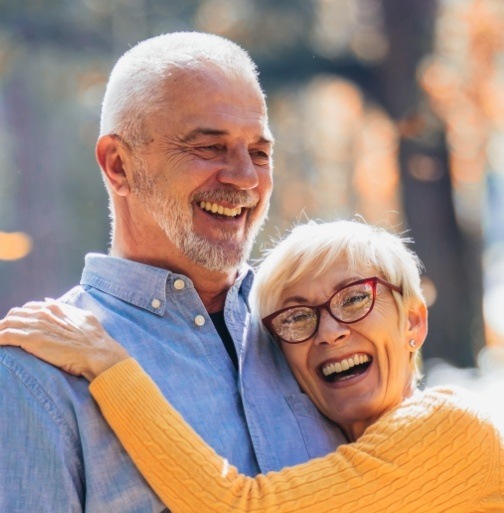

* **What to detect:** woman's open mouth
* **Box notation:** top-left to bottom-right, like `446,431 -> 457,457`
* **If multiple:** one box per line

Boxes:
319,353 -> 372,383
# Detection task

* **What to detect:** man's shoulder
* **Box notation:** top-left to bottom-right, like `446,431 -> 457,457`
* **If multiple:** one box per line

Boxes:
0,280 -> 97,429
0,282 -> 94,412
0,345 -> 88,399
0,340 -> 164,511
59,283 -> 126,320
59,284 -> 84,302
59,284 -> 94,307
0,345 -> 76,386
0,345 -> 88,445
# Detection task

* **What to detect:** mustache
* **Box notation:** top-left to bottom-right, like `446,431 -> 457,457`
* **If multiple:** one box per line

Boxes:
193,188 -> 260,208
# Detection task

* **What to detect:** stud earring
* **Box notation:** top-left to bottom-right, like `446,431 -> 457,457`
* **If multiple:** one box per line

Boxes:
409,339 -> 416,348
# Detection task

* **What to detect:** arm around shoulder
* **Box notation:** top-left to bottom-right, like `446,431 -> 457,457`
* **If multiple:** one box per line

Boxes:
89,365 -> 504,513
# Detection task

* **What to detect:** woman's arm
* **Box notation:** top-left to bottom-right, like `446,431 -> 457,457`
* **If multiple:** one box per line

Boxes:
1,303 -> 500,512
90,359 -> 500,513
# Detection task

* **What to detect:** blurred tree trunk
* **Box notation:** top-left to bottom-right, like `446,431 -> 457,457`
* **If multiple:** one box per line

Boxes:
376,0 -> 481,367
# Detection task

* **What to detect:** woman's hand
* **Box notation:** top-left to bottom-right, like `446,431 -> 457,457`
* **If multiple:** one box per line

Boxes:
0,301 -> 129,381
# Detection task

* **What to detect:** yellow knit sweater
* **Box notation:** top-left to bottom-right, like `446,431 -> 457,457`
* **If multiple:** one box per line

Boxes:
90,358 -> 504,513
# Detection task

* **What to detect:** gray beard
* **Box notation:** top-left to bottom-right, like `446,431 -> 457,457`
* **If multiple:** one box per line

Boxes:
175,221 -> 255,272
132,167 -> 266,272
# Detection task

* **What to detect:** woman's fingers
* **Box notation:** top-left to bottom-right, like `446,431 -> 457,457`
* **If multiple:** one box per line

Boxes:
0,324 -> 29,348
2,301 -> 100,339
0,301 -> 130,381
0,322 -> 79,379
0,309 -> 72,346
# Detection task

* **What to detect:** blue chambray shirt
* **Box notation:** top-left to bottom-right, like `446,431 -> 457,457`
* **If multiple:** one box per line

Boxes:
0,254 -> 344,512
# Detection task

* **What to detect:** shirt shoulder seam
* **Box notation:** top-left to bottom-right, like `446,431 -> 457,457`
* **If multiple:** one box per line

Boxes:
0,350 -> 84,475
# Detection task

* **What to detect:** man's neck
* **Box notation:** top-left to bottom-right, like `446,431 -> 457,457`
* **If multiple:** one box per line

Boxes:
193,277 -> 234,313
110,242 -> 238,313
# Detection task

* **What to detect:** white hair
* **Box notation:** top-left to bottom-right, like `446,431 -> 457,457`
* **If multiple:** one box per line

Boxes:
100,32 -> 261,145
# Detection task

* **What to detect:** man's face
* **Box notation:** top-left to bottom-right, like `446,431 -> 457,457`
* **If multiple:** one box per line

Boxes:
129,66 -> 273,273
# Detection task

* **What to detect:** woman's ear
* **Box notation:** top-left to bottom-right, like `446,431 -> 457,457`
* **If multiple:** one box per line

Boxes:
96,135 -> 132,197
405,300 -> 428,351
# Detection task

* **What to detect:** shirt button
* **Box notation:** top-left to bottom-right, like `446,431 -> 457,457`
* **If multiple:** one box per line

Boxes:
174,279 -> 185,290
151,298 -> 161,309
194,315 -> 206,327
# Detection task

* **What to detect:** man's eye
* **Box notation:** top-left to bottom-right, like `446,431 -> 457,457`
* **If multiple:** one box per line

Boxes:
198,145 -> 222,151
194,145 -> 224,158
250,150 -> 270,163
252,150 -> 269,157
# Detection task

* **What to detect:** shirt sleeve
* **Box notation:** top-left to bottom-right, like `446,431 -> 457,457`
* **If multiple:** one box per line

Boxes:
0,350 -> 84,512
89,358 -> 503,513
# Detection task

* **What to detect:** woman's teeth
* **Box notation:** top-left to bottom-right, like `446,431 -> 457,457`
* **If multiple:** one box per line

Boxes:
322,354 -> 370,377
199,201 -> 242,217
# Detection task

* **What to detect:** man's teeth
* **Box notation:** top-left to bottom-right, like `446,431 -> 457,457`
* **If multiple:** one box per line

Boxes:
200,201 -> 242,217
322,354 -> 370,377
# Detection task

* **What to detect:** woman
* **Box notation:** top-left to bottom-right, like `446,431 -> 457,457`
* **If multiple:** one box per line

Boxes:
1,220 -> 502,512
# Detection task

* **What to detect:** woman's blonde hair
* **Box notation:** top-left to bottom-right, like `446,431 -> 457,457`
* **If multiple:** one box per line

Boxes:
252,219 -> 426,381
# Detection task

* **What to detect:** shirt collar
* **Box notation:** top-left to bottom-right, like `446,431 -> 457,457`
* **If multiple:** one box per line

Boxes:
81,253 -> 254,315
234,266 -> 254,311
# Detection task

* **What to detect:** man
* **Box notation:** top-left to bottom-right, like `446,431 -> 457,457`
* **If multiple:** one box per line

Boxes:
0,33 -> 343,512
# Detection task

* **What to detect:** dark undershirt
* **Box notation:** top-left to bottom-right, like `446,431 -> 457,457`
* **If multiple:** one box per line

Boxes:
209,311 -> 238,370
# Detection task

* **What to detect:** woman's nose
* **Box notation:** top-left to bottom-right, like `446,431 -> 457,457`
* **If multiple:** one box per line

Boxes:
313,308 -> 350,346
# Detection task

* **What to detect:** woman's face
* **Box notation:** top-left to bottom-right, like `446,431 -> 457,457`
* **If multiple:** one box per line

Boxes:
277,257 -> 427,440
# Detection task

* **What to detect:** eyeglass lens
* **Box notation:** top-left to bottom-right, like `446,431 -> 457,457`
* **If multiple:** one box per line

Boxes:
269,281 -> 375,343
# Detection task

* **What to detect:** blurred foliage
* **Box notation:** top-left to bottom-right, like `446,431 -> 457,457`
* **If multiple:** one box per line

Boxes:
1,0 -> 504,368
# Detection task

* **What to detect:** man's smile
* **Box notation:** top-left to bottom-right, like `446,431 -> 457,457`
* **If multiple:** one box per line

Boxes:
198,201 -> 243,218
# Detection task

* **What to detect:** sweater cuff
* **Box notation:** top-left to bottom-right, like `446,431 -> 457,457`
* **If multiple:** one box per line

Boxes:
89,358 -> 159,416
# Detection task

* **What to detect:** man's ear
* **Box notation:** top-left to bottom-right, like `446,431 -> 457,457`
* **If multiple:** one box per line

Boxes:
406,300 -> 428,350
96,135 -> 132,196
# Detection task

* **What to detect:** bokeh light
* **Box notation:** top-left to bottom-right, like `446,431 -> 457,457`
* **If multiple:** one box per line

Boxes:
0,232 -> 32,261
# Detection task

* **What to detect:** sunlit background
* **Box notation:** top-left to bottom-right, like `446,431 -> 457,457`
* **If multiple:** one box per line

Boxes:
1,0 -> 503,429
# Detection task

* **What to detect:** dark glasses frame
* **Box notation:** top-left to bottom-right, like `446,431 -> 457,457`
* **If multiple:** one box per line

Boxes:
262,276 -> 403,344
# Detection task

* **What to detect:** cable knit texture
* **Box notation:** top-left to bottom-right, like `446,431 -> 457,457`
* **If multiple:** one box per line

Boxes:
90,358 -> 504,513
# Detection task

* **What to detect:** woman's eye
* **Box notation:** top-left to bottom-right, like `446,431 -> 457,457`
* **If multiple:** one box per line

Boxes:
283,310 -> 312,324
341,291 -> 371,308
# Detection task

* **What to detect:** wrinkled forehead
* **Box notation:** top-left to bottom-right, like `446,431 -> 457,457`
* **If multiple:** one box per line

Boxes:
142,66 -> 271,143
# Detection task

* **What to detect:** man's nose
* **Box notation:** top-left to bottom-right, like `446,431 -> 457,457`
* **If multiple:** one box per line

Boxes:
217,147 -> 259,190
314,308 -> 351,346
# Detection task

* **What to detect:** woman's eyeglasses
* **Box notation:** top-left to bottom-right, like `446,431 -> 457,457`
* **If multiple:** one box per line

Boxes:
262,277 -> 403,344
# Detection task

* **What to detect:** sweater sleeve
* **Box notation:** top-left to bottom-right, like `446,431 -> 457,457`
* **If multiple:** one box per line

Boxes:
89,358 -> 504,513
